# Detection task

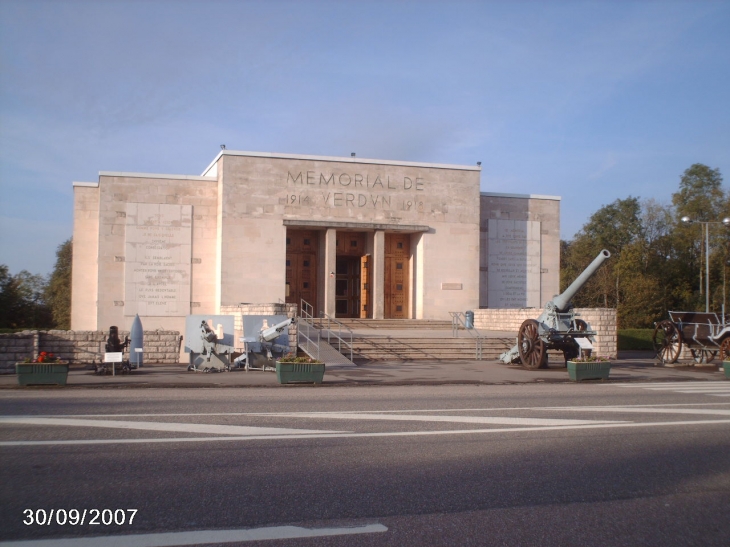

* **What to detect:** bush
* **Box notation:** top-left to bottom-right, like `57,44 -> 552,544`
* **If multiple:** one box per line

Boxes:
618,329 -> 655,351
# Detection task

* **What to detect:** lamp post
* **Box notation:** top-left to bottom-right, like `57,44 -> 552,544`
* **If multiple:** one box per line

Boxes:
681,216 -> 730,312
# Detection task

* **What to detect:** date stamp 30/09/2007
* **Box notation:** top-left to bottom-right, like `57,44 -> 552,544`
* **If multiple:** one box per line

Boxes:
23,509 -> 138,526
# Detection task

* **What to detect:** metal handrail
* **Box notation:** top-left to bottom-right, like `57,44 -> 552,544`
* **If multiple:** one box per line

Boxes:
298,299 -> 320,361
320,312 -> 354,363
449,311 -> 484,360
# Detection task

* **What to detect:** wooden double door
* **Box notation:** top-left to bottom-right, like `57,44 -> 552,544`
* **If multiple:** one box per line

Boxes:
285,230 -> 318,314
286,229 -> 411,319
385,234 -> 410,319
335,232 -> 369,318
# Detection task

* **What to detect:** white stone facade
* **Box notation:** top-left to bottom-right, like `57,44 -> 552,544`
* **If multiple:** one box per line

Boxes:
72,150 -> 563,334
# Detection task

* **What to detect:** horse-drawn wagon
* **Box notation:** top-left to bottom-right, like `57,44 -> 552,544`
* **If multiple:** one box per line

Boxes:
653,311 -> 730,364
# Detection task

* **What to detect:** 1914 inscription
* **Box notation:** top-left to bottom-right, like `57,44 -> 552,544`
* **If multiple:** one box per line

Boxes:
286,171 -> 425,211
124,204 -> 191,317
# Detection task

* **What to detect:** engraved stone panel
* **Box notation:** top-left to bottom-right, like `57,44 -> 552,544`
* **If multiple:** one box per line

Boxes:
487,219 -> 540,308
124,203 -> 192,316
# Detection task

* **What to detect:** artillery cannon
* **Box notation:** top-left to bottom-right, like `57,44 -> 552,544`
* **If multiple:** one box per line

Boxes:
499,249 -> 611,368
653,311 -> 730,365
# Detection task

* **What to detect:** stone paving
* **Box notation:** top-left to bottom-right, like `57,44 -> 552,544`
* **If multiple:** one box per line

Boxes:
1,351 -> 727,388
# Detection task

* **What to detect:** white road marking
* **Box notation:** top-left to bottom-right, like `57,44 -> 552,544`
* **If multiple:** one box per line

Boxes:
643,387 -> 730,392
0,417 -> 345,436
601,380 -> 724,389
609,381 -> 730,397
544,406 -> 730,416
11,402 -> 730,419
244,412 -> 625,426
2,419 -> 729,446
0,523 -> 388,547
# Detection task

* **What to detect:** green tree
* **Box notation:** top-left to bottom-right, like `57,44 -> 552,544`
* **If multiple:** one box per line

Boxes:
561,165 -> 729,328
561,197 -> 643,313
671,164 -> 728,311
0,265 -> 53,329
46,239 -> 72,329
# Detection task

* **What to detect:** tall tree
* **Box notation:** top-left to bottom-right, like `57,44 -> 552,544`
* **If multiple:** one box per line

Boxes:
46,239 -> 72,329
0,266 -> 53,329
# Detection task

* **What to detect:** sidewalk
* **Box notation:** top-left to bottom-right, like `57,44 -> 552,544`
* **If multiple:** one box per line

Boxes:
1,351 -> 727,388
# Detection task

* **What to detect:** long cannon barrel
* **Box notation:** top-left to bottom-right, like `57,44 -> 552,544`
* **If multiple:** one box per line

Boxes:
552,249 -> 611,312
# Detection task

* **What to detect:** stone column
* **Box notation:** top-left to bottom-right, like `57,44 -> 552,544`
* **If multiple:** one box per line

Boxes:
373,230 -> 385,319
324,228 -> 337,317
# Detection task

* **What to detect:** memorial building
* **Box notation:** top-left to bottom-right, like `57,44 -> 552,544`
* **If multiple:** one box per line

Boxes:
71,150 -> 560,334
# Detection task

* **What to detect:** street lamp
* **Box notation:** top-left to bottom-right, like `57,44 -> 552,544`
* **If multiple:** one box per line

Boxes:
681,216 -> 730,312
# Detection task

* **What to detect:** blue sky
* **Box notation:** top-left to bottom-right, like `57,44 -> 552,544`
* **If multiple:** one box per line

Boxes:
1,0 -> 729,275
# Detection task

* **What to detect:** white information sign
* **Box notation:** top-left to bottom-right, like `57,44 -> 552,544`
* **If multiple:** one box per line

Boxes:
104,352 -> 123,363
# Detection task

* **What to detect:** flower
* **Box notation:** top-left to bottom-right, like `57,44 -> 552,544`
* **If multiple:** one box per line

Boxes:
570,355 -> 610,362
277,353 -> 323,364
23,352 -> 61,363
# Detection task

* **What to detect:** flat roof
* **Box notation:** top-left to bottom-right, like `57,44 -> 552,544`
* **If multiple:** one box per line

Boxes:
481,191 -> 561,201
201,150 -> 482,177
99,171 -> 216,182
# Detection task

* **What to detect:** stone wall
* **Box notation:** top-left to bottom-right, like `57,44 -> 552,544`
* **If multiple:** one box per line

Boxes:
220,303 -> 298,351
473,307 -> 617,358
0,330 -> 182,374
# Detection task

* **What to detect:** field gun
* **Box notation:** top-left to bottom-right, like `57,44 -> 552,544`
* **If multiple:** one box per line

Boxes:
499,249 -> 611,368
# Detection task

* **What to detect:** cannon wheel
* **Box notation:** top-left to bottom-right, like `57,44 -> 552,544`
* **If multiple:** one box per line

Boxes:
721,338 -> 730,361
690,349 -> 717,364
653,320 -> 682,364
518,319 -> 547,369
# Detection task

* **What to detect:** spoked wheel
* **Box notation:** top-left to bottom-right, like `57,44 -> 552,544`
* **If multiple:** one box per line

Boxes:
690,349 -> 717,364
721,338 -> 730,361
518,319 -> 548,369
653,320 -> 682,364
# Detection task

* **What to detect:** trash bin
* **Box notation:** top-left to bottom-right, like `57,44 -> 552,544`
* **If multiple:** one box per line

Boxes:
465,310 -> 474,329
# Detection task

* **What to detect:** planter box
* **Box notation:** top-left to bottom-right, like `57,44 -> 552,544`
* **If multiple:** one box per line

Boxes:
16,363 -> 70,386
567,361 -> 611,382
276,361 -> 325,384
723,361 -> 730,379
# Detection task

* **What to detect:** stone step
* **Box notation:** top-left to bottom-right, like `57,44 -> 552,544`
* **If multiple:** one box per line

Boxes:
351,336 -> 513,361
313,318 -> 454,330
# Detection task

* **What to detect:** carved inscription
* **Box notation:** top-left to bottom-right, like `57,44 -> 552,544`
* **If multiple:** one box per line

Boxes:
124,204 -> 192,317
487,220 -> 541,308
286,171 -> 425,211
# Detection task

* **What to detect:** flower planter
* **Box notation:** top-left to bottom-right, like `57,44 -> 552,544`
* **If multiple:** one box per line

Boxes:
16,362 -> 70,386
275,361 -> 325,384
567,361 -> 610,382
723,361 -> 730,379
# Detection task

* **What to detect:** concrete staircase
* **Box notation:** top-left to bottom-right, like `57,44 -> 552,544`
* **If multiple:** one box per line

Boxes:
350,335 -> 513,361
313,318 -> 453,330
310,318 -> 513,361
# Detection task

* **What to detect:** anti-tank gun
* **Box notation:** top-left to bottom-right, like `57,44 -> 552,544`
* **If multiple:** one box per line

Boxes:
499,250 -> 611,368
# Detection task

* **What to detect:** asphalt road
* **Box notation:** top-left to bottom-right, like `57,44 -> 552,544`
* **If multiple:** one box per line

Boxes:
1,383 -> 729,546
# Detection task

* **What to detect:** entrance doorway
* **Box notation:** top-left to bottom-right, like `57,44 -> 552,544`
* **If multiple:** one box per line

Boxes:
335,257 -> 360,318
385,233 -> 410,319
285,229 -> 318,315
335,232 -> 371,318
